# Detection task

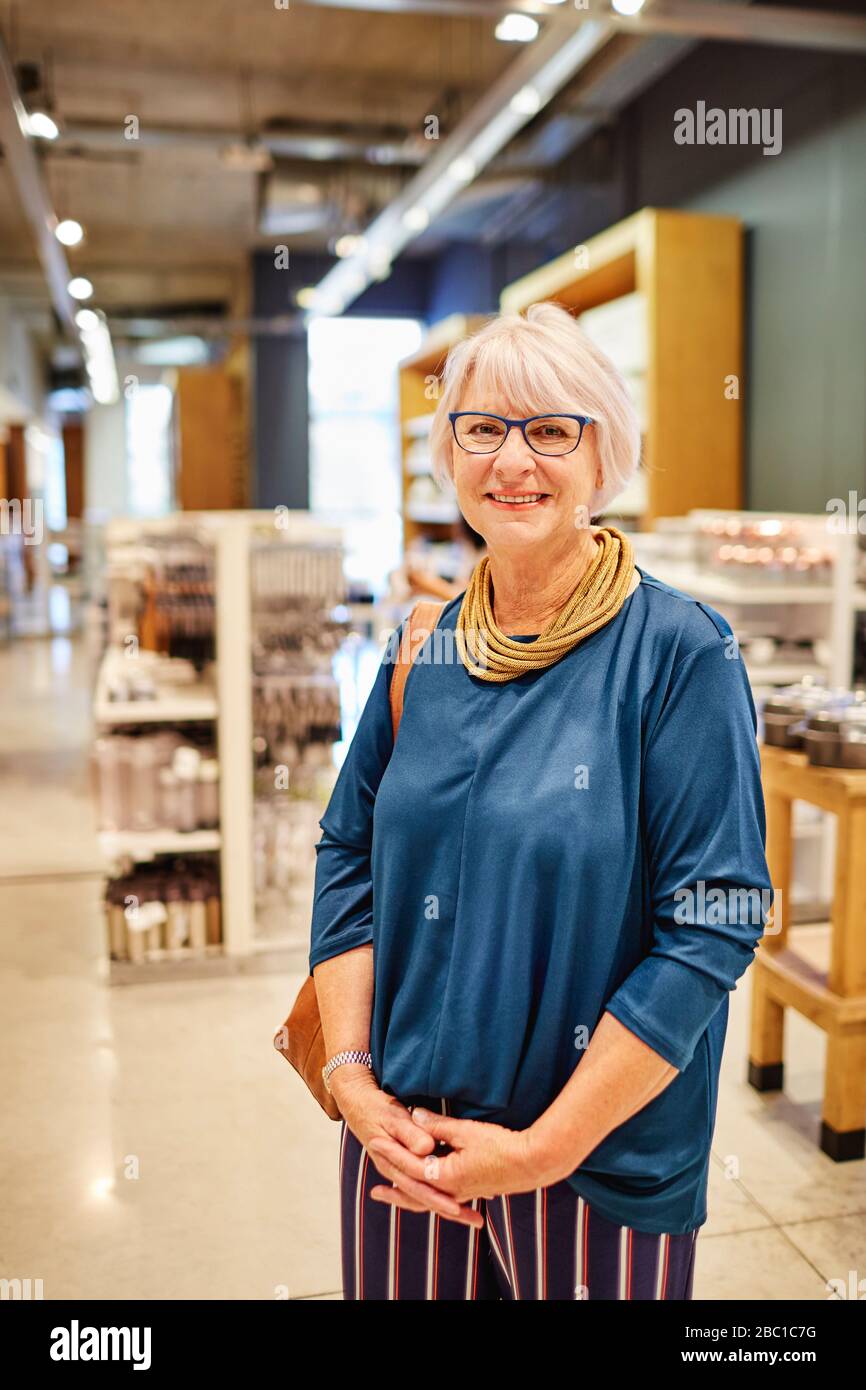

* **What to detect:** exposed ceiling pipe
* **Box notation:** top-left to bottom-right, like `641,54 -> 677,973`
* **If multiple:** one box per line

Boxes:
0,34 -> 78,334
107,314 -> 307,339
56,120 -> 428,167
298,0 -> 866,54
308,14 -> 615,315
0,31 -> 120,402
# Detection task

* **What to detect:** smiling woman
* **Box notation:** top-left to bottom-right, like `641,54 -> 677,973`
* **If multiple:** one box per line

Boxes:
309,301 -> 771,1302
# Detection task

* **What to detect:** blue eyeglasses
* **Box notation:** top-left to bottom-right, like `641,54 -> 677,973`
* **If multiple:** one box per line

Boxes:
449,412 -> 593,457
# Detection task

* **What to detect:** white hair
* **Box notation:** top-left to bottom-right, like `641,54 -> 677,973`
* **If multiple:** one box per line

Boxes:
429,301 -> 641,516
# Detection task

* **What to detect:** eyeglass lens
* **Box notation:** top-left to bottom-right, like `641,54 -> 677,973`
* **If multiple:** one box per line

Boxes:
454,414 -> 583,455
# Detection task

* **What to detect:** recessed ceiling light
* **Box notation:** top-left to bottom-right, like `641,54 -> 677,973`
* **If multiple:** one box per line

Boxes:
55,219 -> 85,247
449,155 -> 477,184
334,233 -> 366,259
402,206 -> 429,232
67,277 -> 93,301
612,0 -> 646,14
510,86 -> 542,117
74,309 -> 100,332
495,14 -> 539,42
24,110 -> 59,139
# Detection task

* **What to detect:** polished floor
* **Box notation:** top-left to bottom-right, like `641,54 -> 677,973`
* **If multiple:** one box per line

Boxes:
0,632 -> 863,1301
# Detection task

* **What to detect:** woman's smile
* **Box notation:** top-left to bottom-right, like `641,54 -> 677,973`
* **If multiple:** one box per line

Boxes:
484,490 -> 551,510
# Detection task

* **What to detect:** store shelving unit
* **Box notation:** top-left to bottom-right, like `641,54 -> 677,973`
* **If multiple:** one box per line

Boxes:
631,509 -> 866,922
98,510 -> 344,981
632,511 -> 862,691
499,207 -> 744,527
398,314 -> 485,549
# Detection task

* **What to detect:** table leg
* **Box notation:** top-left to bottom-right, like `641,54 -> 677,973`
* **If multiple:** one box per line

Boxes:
747,959 -> 785,1092
829,805 -> 866,998
763,788 -> 792,951
821,1031 -> 866,1162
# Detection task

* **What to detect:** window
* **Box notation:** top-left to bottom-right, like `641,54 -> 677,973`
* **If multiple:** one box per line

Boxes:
308,316 -> 423,596
126,383 -> 173,518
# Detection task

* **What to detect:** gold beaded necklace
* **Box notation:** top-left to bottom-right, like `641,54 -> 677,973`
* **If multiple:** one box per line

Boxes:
455,526 -> 636,683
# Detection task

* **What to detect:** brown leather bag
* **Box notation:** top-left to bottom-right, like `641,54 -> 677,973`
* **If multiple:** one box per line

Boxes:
273,601 -> 444,1119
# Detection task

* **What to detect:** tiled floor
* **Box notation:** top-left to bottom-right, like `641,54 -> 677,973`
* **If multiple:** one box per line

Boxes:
0,634 -> 863,1300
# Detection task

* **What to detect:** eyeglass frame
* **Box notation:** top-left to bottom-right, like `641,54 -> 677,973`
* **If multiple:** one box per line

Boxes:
448,411 -> 594,457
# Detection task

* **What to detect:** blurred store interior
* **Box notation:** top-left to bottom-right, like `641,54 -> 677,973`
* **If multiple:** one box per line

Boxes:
1,0 -> 865,1299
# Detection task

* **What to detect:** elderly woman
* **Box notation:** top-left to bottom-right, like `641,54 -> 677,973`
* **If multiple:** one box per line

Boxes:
309,302 -> 771,1302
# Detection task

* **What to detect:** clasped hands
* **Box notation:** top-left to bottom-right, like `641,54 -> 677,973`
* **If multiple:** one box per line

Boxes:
332,1070 -> 558,1229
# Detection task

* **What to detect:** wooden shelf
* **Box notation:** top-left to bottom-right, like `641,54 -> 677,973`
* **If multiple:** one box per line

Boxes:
500,208 -> 744,527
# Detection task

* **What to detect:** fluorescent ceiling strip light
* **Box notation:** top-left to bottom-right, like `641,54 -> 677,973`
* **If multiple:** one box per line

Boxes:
308,16 -> 612,316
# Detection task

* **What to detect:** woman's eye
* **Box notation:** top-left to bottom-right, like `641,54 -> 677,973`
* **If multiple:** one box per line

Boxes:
531,424 -> 563,439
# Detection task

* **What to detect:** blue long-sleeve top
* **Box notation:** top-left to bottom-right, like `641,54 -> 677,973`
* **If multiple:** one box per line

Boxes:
309,570 -> 771,1234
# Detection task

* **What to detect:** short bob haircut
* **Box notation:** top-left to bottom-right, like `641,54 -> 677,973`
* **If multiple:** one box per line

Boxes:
429,301 -> 641,518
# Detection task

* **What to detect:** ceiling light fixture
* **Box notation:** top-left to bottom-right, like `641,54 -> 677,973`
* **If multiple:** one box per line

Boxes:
55,218 -> 85,247
402,206 -> 430,232
510,85 -> 542,116
23,110 -> 59,139
448,155 -> 477,184
334,233 -> 366,259
76,309 -> 119,405
611,0 -> 646,15
307,16 -> 611,317
67,276 -> 93,301
495,14 -> 540,42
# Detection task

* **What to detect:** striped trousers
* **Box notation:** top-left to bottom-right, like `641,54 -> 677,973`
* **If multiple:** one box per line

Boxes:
339,1113 -> 699,1302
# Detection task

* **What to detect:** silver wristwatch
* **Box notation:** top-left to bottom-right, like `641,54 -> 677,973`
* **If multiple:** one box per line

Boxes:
322,1050 -> 373,1093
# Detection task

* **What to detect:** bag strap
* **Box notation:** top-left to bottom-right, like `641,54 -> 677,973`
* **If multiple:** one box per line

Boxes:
389,600 -> 445,742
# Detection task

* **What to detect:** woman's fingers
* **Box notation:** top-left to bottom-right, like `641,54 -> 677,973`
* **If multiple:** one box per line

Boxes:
367,1146 -> 482,1226
382,1107 -> 437,1156
369,1135 -> 464,1196
368,1135 -> 444,1185
369,1184 -> 428,1214
370,1184 -> 482,1228
409,1109 -> 474,1146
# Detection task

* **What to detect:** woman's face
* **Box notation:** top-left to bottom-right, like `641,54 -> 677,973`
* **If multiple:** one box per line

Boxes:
450,392 -> 600,558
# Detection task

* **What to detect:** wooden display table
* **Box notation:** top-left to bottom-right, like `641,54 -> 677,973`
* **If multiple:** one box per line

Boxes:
748,743 -> 866,1160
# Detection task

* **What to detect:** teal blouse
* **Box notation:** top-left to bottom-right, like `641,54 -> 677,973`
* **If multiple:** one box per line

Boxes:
309,571 -> 771,1233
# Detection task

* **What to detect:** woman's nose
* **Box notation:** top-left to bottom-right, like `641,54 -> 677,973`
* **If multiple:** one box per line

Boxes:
493,425 -> 534,470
